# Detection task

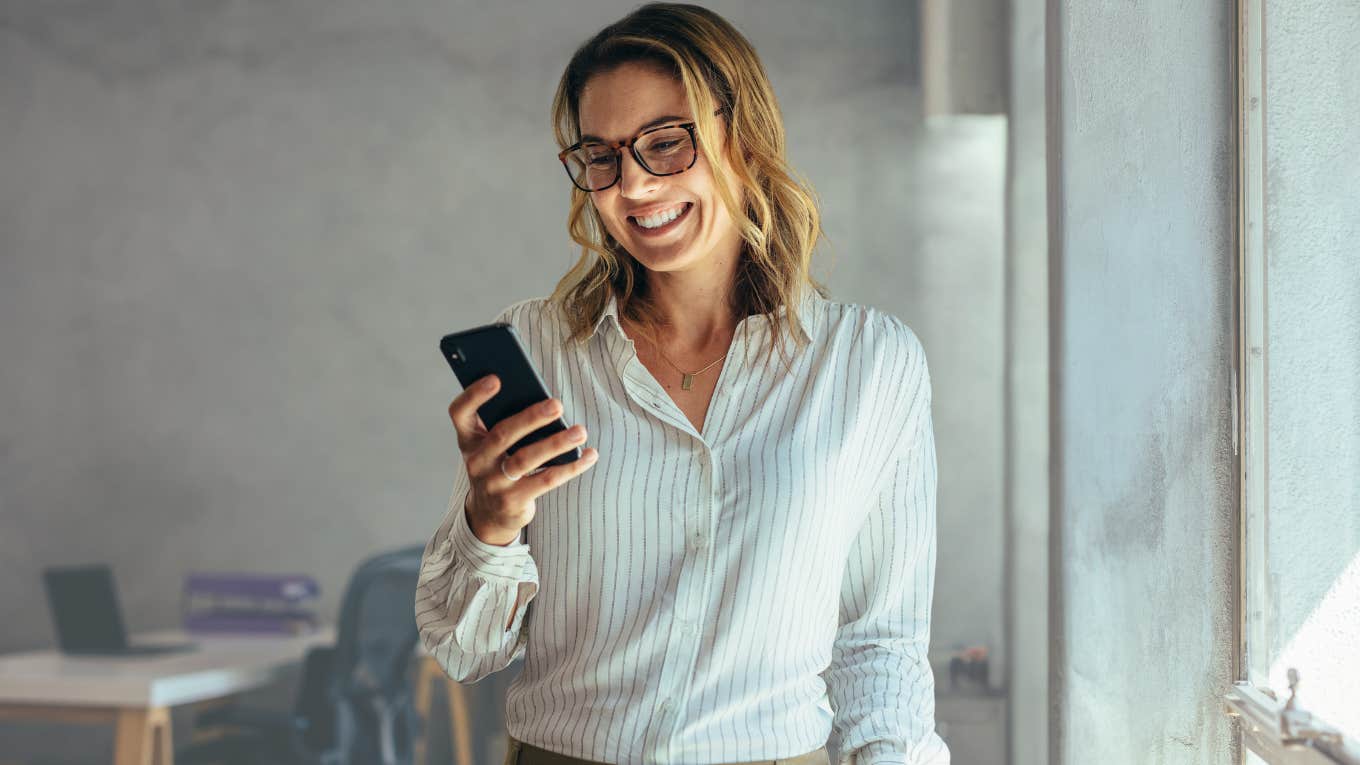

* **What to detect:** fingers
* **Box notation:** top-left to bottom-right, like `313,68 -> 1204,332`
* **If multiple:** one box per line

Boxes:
472,397 -> 567,477
500,423 -> 589,480
472,446 -> 599,535
518,447 -> 600,494
448,374 -> 500,453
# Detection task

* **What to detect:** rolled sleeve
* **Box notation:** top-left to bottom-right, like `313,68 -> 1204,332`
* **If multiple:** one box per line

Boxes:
415,465 -> 539,683
447,489 -> 532,579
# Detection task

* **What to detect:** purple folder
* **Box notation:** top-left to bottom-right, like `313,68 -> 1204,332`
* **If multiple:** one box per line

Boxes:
181,573 -> 321,635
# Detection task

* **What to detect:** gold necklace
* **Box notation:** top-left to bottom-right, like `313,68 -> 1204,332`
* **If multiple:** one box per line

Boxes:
628,322 -> 727,390
652,343 -> 726,390
622,314 -> 734,386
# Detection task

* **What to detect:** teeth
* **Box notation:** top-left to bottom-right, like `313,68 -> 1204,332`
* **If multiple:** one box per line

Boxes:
635,204 -> 686,229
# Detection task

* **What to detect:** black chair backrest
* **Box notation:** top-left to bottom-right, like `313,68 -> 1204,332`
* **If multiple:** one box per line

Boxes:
305,545 -> 425,765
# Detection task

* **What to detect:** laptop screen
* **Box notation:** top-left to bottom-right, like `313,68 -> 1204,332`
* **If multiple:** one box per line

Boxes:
43,564 -> 129,653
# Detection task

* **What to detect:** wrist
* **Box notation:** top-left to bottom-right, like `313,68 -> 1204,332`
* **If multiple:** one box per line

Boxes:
464,502 -> 521,547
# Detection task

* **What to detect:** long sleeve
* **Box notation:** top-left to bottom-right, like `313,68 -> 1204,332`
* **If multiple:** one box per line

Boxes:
824,331 -> 949,765
414,453 -> 539,685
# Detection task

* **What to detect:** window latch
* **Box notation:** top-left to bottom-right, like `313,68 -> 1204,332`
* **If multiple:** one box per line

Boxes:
1224,670 -> 1360,765
1279,669 -> 1343,751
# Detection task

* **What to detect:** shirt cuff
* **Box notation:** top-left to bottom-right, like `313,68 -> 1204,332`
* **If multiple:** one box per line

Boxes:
852,739 -> 950,765
449,501 -> 531,581
849,741 -> 910,765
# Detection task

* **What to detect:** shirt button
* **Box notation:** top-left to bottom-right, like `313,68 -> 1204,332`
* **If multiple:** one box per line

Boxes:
676,617 -> 699,639
689,532 -> 706,554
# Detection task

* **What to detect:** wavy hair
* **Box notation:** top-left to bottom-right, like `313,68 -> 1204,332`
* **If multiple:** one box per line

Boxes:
546,2 -> 832,372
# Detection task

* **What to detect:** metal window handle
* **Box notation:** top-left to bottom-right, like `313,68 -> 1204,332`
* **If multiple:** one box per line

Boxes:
1280,669 -> 1345,751
1224,673 -> 1360,765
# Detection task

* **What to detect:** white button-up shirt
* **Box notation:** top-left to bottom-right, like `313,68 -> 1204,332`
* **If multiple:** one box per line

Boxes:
416,290 -> 947,764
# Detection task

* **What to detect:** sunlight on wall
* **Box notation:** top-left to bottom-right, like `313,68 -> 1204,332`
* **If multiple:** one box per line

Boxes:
1269,551 -> 1360,739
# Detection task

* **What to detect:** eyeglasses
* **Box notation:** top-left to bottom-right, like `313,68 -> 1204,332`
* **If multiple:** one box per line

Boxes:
558,108 -> 725,192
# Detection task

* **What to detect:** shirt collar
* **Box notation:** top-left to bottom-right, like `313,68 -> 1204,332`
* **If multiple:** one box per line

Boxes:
589,289 -> 821,341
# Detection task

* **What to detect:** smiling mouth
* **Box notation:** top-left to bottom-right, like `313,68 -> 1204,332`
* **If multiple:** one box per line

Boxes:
628,202 -> 693,234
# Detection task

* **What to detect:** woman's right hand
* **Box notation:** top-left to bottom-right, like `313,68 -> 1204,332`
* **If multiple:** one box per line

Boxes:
448,373 -> 599,546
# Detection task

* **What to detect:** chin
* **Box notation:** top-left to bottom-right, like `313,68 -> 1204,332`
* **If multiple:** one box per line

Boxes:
628,246 -> 700,272
614,229 -> 700,263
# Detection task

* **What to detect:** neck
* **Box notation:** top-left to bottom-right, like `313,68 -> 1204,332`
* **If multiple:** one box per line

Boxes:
647,297 -> 735,352
634,252 -> 742,352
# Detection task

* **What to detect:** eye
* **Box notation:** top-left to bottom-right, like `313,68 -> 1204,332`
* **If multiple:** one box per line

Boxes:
578,145 -> 614,165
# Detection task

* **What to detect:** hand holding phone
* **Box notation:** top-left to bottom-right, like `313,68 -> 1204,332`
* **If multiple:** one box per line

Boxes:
441,323 -> 599,547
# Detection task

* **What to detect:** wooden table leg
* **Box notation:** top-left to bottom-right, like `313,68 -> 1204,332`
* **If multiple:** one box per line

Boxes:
445,671 -> 473,765
113,706 -> 172,765
414,660 -> 433,765
0,703 -> 171,764
416,656 -> 474,765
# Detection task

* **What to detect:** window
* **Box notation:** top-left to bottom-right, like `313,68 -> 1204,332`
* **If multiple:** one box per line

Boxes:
1228,1 -> 1360,763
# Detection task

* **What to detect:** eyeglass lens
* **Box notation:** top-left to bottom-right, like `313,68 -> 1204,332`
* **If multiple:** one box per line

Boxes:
563,126 -> 694,191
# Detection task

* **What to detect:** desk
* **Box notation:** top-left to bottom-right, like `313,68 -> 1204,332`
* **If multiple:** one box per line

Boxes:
0,627 -> 332,765
0,627 -> 475,765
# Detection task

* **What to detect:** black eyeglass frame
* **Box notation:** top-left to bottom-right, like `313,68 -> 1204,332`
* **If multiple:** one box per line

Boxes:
558,107 -> 727,192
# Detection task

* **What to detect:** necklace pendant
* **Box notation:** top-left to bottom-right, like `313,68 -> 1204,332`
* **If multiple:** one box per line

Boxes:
682,373 -> 695,390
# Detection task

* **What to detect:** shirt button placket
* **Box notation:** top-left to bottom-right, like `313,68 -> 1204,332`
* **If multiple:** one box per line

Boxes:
648,699 -> 676,761
674,615 -> 699,640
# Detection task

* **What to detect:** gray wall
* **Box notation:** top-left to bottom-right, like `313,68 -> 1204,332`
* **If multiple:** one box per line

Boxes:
1004,0 -> 1049,761
921,0 -> 1008,116
0,1 -> 1010,761
1048,0 -> 1236,762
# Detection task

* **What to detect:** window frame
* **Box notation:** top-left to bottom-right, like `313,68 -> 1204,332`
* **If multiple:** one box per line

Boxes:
1229,1 -> 1360,763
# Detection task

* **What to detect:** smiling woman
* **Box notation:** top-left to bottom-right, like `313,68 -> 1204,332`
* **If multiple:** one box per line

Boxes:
545,4 -> 831,376
414,4 -> 947,765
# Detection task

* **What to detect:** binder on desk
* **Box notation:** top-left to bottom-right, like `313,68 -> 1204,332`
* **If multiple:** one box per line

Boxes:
181,573 -> 321,635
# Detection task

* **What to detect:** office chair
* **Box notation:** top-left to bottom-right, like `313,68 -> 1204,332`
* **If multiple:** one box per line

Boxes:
177,545 -> 437,765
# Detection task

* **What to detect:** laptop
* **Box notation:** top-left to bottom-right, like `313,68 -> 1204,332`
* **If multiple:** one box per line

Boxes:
42,564 -> 198,657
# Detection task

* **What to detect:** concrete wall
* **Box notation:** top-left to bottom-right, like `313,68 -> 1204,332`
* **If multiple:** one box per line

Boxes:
1004,0 -> 1049,761
921,0 -> 1008,116
1259,0 -> 1360,738
1047,1 -> 1237,762
0,1 -> 1009,761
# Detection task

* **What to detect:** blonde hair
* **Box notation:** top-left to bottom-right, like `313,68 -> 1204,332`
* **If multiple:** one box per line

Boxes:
546,2 -> 832,373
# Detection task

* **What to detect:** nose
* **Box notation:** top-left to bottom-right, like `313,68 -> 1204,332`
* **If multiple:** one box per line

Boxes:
617,148 -> 661,199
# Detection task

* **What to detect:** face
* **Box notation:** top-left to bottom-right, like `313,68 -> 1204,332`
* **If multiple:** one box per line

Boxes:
576,62 -> 743,275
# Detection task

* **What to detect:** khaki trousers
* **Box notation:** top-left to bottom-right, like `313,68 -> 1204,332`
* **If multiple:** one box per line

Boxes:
504,735 -> 831,765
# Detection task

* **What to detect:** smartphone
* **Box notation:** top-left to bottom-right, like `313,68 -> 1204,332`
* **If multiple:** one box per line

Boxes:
440,322 -> 581,469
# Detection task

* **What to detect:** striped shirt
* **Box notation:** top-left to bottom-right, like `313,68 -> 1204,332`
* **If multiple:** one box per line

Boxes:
415,289 -> 947,764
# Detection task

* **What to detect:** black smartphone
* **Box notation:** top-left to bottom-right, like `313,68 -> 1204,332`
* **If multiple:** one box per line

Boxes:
439,322 -> 581,469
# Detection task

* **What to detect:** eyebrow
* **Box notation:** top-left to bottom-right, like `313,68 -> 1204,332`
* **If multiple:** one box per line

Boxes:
579,114 -> 689,143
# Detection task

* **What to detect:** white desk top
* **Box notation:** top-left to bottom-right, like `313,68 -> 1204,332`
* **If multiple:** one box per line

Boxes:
0,627 -> 337,708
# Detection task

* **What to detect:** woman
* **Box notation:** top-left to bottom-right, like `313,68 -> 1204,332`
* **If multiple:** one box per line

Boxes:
415,4 -> 946,764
